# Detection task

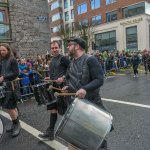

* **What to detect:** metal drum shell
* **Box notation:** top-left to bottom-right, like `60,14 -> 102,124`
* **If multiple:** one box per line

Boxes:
56,98 -> 113,150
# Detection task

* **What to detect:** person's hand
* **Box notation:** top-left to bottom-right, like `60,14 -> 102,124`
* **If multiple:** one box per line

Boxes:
44,77 -> 50,80
76,88 -> 87,99
61,86 -> 68,93
56,77 -> 64,84
0,76 -> 4,83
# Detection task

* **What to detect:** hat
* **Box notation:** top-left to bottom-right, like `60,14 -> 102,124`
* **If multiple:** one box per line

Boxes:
67,37 -> 86,49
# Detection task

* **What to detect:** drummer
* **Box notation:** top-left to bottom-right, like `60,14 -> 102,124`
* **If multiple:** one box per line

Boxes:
38,40 -> 70,140
0,43 -> 21,137
62,37 -> 107,150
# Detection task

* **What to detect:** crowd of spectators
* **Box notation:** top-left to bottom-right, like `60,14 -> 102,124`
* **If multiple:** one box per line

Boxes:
16,49 -> 150,100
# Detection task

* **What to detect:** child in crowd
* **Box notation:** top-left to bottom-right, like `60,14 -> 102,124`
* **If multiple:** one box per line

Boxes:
20,67 -> 32,100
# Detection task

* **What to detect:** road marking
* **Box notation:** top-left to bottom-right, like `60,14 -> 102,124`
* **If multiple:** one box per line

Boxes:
116,74 -> 126,76
102,98 -> 150,109
0,110 -> 68,150
106,76 -> 116,79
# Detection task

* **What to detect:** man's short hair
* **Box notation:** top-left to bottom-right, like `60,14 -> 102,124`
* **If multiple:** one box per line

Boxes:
67,37 -> 86,49
50,40 -> 61,48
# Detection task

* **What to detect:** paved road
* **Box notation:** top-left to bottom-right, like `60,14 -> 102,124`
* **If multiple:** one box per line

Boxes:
0,72 -> 150,150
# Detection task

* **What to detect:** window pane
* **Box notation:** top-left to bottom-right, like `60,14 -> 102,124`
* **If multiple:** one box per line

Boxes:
51,1 -> 59,10
64,0 -> 68,9
0,6 -> 11,40
91,0 -> 100,9
92,15 -> 102,25
126,26 -> 138,50
106,11 -> 117,22
95,30 -> 116,51
0,11 -> 4,23
65,11 -> 69,21
145,2 -> 150,15
77,3 -> 87,14
0,24 -> 11,40
71,9 -> 74,19
51,26 -> 60,33
123,2 -> 145,18
106,0 -> 117,5
70,0 -> 74,6
52,13 -> 62,22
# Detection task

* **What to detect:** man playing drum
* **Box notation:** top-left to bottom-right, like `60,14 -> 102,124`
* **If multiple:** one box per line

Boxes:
0,43 -> 21,137
62,37 -> 107,150
38,40 -> 70,140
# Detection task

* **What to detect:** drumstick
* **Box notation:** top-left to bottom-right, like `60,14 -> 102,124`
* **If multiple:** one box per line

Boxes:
43,79 -> 57,82
49,85 -> 62,91
13,78 -> 23,81
11,81 -> 15,91
54,92 -> 76,97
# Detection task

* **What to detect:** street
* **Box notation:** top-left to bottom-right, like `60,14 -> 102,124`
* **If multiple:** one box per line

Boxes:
0,71 -> 150,150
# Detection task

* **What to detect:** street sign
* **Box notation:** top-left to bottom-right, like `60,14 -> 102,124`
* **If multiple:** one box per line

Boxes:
36,16 -> 47,22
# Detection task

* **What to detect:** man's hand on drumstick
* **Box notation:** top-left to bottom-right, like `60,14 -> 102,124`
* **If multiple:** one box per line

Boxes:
76,89 -> 87,99
56,76 -> 65,84
61,86 -> 69,93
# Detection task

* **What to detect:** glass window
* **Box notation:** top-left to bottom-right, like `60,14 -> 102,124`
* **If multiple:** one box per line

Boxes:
145,2 -> 150,15
79,19 -> 88,28
51,26 -> 60,33
106,0 -> 117,5
123,2 -> 145,18
50,1 -> 60,10
77,3 -> 87,15
71,9 -> 74,19
64,0 -> 68,9
0,3 -> 11,40
70,0 -> 74,6
51,13 -> 62,22
106,11 -> 117,22
95,30 -> 116,51
126,26 -> 138,50
65,11 -> 69,21
92,15 -> 102,25
91,0 -> 100,9
0,11 -> 4,23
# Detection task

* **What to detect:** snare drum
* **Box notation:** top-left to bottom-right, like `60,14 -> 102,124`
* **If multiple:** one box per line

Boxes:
56,98 -> 113,150
0,86 -> 5,100
33,82 -> 52,105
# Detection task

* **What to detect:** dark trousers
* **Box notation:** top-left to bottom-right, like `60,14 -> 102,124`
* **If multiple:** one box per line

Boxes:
133,65 -> 138,75
144,63 -> 148,72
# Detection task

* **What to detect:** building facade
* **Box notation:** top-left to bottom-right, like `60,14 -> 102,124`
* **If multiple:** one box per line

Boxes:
48,0 -> 150,52
0,0 -> 50,56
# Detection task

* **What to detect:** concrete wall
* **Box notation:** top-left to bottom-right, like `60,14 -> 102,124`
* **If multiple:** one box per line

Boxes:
9,0 -> 50,56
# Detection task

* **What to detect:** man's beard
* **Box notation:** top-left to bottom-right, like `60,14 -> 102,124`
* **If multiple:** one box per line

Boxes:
68,48 -> 75,57
1,54 -> 7,58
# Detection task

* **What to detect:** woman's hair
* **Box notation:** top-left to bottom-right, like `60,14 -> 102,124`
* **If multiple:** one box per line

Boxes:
0,43 -> 14,60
